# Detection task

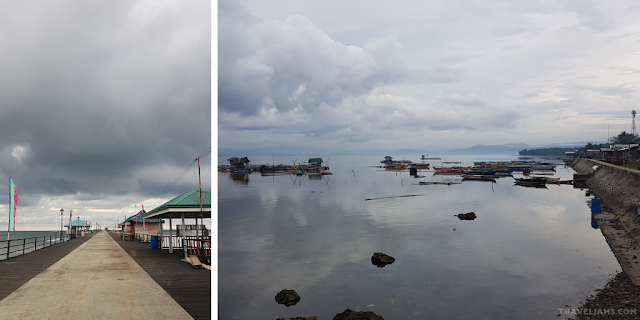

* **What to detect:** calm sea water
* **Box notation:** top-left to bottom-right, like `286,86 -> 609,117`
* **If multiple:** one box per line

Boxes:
218,155 -> 619,320
0,231 -> 69,259
1,230 -> 66,241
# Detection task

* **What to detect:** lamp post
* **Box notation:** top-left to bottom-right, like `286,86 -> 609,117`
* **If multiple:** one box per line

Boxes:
60,208 -> 64,239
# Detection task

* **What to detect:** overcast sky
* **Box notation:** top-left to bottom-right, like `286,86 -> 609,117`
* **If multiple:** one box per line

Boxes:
0,0 -> 211,231
218,0 -> 640,153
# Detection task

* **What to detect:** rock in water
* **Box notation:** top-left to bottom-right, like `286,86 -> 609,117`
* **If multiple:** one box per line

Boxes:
275,289 -> 301,307
456,212 -> 477,220
333,308 -> 384,320
371,252 -> 395,268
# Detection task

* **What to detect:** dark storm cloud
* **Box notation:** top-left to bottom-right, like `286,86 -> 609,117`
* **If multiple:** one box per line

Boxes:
0,0 -> 211,200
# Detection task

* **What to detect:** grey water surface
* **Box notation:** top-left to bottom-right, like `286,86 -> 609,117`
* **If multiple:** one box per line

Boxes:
218,155 -> 618,320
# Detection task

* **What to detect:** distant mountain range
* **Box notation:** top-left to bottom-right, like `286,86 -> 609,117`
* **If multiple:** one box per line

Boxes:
218,141 -> 605,156
444,142 -> 602,155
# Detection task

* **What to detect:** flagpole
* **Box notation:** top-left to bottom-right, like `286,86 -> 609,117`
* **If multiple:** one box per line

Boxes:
198,156 -> 203,241
7,177 -> 9,242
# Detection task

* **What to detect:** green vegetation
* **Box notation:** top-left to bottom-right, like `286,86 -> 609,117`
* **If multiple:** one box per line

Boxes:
623,163 -> 640,170
519,131 -> 640,155
519,147 -> 576,155
611,131 -> 638,144
581,142 -> 609,151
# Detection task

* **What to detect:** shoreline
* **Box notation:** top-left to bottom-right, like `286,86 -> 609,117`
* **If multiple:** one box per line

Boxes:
569,159 -> 640,319
572,158 -> 640,286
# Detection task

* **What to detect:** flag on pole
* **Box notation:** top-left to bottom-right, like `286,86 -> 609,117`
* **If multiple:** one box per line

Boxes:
69,210 -> 73,234
9,178 -> 18,231
141,204 -> 146,229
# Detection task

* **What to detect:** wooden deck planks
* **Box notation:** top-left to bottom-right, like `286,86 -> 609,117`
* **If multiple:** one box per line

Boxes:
110,234 -> 211,320
0,236 -> 92,301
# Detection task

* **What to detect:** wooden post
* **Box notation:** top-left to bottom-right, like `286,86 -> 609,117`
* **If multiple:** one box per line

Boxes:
159,222 -> 163,249
181,212 -> 186,258
169,218 -> 173,253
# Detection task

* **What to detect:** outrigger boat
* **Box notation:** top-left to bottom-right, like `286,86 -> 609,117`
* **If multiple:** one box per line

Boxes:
384,163 -> 409,170
380,156 -> 413,166
433,162 -> 470,173
462,175 -> 497,182
514,177 -> 548,187
462,168 -> 497,175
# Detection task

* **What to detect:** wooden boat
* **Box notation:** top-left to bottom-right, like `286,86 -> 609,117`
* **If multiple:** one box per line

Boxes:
514,181 -> 547,188
385,163 -> 409,170
433,162 -> 470,172
462,168 -> 496,175
462,175 -> 497,181
381,156 -> 412,165
514,177 -> 547,187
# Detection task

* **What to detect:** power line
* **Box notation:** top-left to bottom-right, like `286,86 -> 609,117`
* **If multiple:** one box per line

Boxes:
146,146 -> 211,208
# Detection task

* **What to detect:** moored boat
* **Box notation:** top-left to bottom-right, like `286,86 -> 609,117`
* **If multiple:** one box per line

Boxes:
381,156 -> 413,165
433,162 -> 470,172
462,168 -> 496,175
462,175 -> 497,181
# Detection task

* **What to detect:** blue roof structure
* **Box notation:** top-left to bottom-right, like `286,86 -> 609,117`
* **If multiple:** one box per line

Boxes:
64,220 -> 91,228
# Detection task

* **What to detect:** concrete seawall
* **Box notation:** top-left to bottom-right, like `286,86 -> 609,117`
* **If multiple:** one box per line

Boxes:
572,158 -> 640,285
572,159 -> 640,238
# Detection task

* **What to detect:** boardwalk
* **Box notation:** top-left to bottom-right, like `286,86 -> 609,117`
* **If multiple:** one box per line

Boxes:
111,234 -> 212,320
0,235 -> 92,301
0,232 -> 194,320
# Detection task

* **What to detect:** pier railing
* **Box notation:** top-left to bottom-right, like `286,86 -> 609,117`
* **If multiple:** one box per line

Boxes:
161,235 -> 183,249
109,232 -> 210,263
133,233 -> 153,243
182,237 -> 211,265
1,234 -> 69,261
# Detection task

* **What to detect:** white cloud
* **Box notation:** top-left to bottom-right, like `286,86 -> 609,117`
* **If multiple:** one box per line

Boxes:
220,0 -> 640,151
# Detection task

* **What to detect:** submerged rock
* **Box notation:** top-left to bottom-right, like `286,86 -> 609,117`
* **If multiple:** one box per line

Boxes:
333,309 -> 384,320
371,252 -> 395,268
275,289 -> 301,307
456,212 -> 477,220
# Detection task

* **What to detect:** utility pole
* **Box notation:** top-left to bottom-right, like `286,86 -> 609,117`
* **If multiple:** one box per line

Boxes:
59,208 -> 64,240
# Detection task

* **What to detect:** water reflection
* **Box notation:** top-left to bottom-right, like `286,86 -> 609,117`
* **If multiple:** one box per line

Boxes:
229,173 -> 250,184
218,155 -> 620,320
591,214 -> 599,229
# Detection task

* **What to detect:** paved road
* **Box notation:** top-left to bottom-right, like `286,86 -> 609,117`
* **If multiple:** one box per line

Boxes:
0,231 -> 193,320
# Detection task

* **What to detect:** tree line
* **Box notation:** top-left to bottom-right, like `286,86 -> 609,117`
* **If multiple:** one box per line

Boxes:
519,131 -> 639,155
